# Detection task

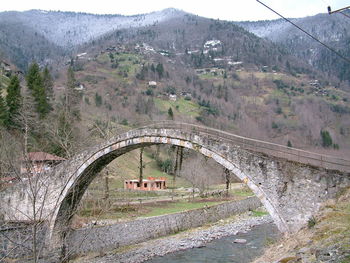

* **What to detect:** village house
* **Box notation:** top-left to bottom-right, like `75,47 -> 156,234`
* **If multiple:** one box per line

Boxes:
148,81 -> 157,87
0,176 -> 19,188
124,177 -> 167,191
169,94 -> 177,101
0,60 -> 12,75
20,152 -> 66,175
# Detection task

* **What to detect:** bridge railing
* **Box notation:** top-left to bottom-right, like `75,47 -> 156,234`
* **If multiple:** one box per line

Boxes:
138,121 -> 350,172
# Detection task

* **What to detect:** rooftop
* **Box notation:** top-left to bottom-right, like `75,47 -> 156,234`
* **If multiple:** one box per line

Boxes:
22,152 -> 66,162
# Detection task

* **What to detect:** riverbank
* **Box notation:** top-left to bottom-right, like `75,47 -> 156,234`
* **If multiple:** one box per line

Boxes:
253,187 -> 350,263
71,212 -> 275,263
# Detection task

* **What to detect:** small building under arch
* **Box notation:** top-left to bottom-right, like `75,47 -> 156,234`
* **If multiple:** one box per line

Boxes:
124,177 -> 166,191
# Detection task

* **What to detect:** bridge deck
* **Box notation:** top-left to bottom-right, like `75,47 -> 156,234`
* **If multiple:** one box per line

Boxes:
140,121 -> 350,172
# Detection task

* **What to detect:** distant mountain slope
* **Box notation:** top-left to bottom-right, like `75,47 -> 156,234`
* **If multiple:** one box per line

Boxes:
0,19 -> 65,70
237,12 -> 350,83
0,8 -> 187,70
0,7 -> 348,81
0,9 -> 185,48
86,14 -> 308,73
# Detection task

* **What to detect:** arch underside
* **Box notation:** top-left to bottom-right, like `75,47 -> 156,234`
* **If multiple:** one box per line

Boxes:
51,133 -> 289,244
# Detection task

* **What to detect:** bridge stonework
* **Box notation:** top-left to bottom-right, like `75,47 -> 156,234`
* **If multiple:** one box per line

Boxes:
1,123 -> 349,255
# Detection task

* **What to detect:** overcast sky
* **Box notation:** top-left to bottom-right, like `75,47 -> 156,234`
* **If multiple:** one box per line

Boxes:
0,0 -> 349,21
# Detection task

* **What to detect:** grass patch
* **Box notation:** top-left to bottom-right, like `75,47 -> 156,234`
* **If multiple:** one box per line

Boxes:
154,97 -> 201,118
78,198 -> 226,220
0,74 -> 10,89
251,210 -> 269,217
140,200 -> 224,217
231,187 -> 254,197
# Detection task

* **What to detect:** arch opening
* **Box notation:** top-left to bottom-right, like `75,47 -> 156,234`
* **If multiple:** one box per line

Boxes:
49,132 -> 289,249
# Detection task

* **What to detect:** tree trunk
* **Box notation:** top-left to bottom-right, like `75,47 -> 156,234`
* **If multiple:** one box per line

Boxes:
225,168 -> 230,197
139,147 -> 144,189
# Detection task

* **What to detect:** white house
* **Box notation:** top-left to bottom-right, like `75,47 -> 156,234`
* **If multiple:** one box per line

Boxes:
169,94 -> 177,101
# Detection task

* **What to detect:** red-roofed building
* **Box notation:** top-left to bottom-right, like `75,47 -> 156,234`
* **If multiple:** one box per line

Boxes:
124,177 -> 167,191
20,152 -> 66,175
0,176 -> 19,187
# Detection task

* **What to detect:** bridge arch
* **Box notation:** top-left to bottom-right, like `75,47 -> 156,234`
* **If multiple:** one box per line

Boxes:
49,125 -> 291,246
1,122 -> 348,255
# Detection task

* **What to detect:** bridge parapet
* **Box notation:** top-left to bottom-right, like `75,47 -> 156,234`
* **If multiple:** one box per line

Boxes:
138,121 -> 350,172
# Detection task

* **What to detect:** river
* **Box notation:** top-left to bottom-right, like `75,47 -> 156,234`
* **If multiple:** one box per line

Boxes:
145,223 -> 280,263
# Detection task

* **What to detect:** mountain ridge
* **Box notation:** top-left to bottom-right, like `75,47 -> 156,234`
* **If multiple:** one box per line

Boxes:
236,11 -> 350,83
0,8 -> 188,48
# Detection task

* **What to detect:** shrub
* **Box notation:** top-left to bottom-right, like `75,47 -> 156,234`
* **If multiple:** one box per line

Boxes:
145,88 -> 154,96
308,216 -> 317,228
168,107 -> 174,120
276,107 -> 283,114
95,92 -> 102,107
195,116 -> 204,122
120,119 -> 128,126
320,130 -> 332,147
157,159 -> 172,173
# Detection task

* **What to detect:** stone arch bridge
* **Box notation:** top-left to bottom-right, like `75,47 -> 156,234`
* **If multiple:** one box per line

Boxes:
1,122 -> 350,246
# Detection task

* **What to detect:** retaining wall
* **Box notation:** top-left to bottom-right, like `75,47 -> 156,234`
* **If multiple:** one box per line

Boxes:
0,222 -> 47,260
66,196 -> 261,256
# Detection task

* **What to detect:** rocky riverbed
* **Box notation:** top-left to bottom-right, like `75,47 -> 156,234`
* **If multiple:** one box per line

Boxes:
73,213 -> 275,263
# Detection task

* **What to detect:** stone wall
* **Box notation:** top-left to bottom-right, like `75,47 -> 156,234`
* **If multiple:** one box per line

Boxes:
0,222 -> 47,260
65,196 -> 261,256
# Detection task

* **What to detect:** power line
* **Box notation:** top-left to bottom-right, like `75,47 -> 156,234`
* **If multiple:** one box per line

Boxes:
327,5 -> 350,14
327,4 -> 350,19
256,0 -> 350,64
339,11 -> 350,19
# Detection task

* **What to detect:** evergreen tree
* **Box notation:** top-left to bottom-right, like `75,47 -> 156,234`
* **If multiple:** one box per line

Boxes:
26,63 -> 50,118
168,107 -> 174,120
42,66 -> 54,103
320,130 -> 333,147
287,140 -> 292,147
0,94 -> 8,127
65,66 -> 80,118
26,62 -> 41,91
6,75 -> 22,128
156,63 -> 164,79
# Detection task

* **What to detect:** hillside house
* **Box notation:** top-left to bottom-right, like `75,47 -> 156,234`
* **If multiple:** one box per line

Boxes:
21,152 -> 66,175
0,60 -> 12,75
0,176 -> 19,187
169,94 -> 177,101
124,177 -> 166,191
148,81 -> 157,87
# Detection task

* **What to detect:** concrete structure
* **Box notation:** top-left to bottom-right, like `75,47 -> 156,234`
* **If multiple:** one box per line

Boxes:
0,121 -> 349,258
124,177 -> 166,191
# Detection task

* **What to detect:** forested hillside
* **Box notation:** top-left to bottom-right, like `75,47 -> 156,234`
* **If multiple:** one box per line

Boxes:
237,10 -> 350,84
0,8 -> 349,164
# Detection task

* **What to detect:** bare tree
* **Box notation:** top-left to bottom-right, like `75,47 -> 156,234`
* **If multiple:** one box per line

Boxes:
0,131 -> 51,263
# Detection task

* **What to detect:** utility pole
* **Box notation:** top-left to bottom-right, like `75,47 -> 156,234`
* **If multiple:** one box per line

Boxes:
327,5 -> 350,14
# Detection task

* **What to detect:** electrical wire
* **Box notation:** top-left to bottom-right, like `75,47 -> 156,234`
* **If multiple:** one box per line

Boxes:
256,0 -> 350,64
321,0 -> 350,19
339,11 -> 350,19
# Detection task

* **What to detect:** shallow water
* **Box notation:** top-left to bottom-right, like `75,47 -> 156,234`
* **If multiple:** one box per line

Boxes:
145,223 -> 280,263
